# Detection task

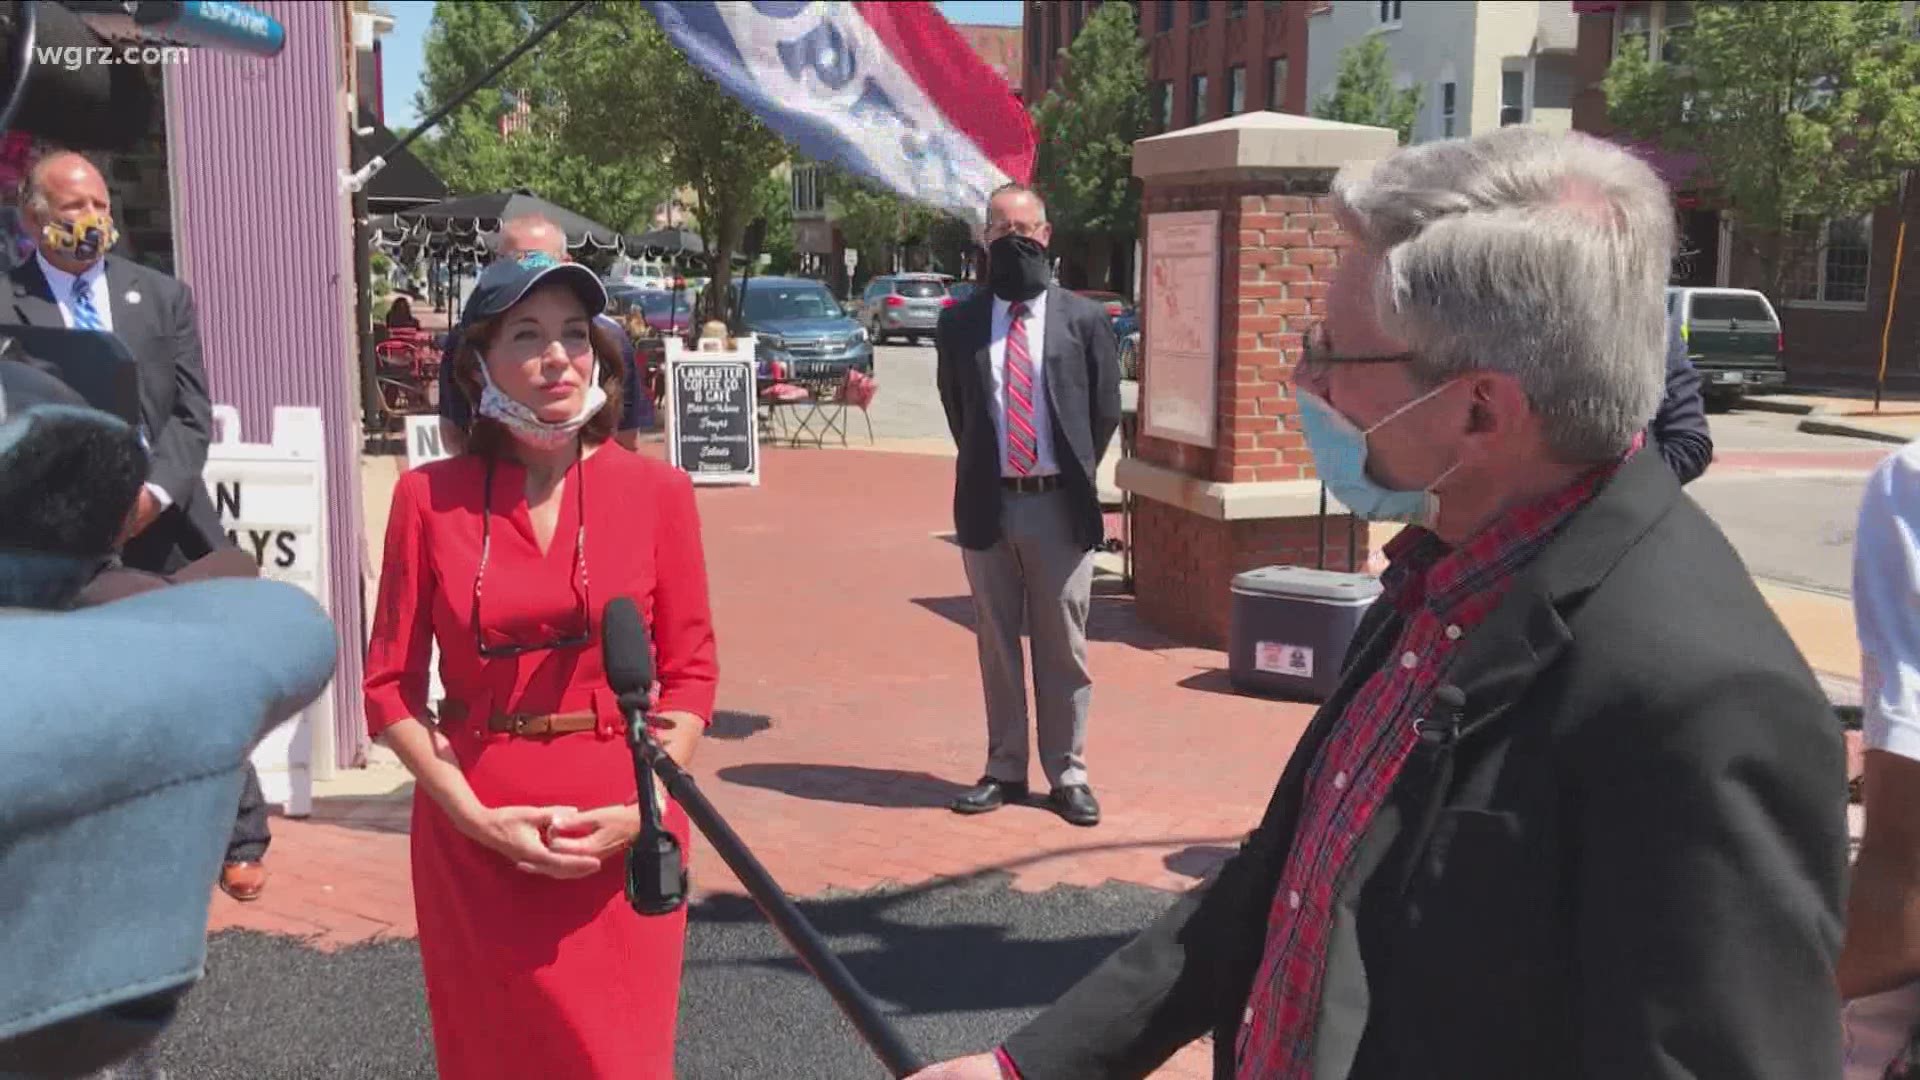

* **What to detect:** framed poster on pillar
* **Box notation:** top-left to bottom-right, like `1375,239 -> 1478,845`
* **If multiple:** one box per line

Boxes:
1141,210 -> 1220,448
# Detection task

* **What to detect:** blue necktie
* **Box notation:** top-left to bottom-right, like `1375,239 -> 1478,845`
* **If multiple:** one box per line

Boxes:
70,278 -> 104,331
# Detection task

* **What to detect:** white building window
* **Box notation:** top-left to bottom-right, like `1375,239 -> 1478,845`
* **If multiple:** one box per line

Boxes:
1615,1 -> 1693,64
1377,0 -> 1403,27
1269,56 -> 1289,111
1661,0 -> 1695,62
1440,81 -> 1456,137
1788,215 -> 1873,306
1500,68 -> 1526,126
790,165 -> 825,215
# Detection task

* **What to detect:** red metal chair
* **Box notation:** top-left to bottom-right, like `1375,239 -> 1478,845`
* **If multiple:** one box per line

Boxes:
836,368 -> 878,444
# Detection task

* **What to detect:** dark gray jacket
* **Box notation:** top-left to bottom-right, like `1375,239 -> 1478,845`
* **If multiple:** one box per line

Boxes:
1652,314 -> 1713,484
934,286 -> 1122,552
1003,450 -> 1846,1080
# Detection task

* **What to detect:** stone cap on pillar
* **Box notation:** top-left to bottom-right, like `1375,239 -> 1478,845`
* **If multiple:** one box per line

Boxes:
1133,111 -> 1400,185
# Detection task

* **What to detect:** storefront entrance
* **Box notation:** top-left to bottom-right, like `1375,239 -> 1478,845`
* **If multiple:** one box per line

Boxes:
1673,206 -> 1722,288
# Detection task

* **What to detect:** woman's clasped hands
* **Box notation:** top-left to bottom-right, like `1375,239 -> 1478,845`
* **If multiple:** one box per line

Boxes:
460,803 -> 642,879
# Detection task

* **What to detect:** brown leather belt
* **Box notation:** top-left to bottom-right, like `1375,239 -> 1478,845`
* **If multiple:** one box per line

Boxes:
440,700 -> 597,738
1001,474 -> 1061,494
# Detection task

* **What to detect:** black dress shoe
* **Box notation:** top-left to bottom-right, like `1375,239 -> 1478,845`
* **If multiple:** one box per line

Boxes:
951,777 -> 1027,815
1050,785 -> 1101,827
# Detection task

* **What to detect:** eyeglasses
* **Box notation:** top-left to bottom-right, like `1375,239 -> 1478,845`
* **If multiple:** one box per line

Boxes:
1293,321 -> 1419,386
983,220 -> 1046,240
472,455 -> 591,659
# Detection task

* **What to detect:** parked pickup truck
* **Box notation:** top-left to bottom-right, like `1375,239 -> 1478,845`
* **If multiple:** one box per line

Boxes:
1666,286 -> 1787,409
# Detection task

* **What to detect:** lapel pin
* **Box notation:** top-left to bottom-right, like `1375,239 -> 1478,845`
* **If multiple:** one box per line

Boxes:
124,290 -> 141,305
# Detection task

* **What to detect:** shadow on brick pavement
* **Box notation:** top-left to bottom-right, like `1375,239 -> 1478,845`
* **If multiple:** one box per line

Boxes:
162,874 -> 1216,1079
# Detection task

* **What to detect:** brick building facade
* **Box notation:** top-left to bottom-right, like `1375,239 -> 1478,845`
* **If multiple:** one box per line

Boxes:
1022,0 -> 1311,294
1120,115 -> 1392,648
1025,1 -> 1309,126
1571,0 -> 1920,389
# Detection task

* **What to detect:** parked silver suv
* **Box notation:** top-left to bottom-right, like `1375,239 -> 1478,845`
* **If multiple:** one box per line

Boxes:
857,273 -> 953,345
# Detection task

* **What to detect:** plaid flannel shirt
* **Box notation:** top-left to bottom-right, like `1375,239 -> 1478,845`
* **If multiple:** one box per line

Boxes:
1232,453 -> 1626,1079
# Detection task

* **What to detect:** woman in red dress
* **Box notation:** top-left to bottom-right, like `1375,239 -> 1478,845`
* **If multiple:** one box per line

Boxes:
364,253 -> 717,1079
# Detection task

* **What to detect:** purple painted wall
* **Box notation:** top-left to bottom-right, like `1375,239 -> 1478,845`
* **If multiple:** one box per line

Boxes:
166,2 -> 368,768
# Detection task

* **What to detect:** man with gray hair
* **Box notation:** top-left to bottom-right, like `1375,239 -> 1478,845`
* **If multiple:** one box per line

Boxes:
913,127 -> 1845,1080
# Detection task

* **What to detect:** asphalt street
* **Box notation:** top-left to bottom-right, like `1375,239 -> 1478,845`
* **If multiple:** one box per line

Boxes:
866,341 -> 952,444
1687,408 -> 1886,598
146,875 -> 1186,1079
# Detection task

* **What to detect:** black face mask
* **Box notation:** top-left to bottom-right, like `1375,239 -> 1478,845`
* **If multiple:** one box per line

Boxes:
987,234 -> 1050,303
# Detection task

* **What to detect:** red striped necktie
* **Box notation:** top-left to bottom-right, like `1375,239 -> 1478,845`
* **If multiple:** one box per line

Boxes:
1005,301 -> 1039,476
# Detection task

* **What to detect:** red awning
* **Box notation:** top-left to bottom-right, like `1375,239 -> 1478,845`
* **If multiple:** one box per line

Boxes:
1608,136 -> 1704,191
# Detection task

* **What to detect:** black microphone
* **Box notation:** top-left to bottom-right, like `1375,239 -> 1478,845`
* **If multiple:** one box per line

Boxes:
2,3 -> 158,151
601,596 -> 687,916
596,597 -> 927,1076
1425,684 -> 1467,745
602,594 -> 654,709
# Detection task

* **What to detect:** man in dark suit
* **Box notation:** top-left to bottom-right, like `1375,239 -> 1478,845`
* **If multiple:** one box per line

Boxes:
914,129 -> 1845,1080
6,150 -> 271,904
935,184 -> 1122,828
1651,308 -> 1713,483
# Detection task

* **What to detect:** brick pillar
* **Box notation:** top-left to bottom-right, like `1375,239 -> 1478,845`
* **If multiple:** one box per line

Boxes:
1119,114 -> 1400,650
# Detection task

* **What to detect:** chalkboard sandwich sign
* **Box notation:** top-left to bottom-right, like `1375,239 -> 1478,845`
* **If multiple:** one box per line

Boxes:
664,335 -> 761,486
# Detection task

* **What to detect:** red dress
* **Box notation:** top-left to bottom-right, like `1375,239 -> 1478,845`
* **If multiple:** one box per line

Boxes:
364,446 -> 718,1080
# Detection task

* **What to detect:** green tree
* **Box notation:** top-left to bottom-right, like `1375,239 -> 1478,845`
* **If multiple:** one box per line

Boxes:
1604,0 -> 1920,301
750,168 -> 796,276
1312,35 -> 1422,144
410,1 -> 668,234
547,2 -> 789,322
1030,0 -> 1148,290
825,167 -> 944,283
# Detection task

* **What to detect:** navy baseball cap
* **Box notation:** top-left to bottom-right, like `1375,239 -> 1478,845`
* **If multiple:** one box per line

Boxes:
460,251 -> 608,328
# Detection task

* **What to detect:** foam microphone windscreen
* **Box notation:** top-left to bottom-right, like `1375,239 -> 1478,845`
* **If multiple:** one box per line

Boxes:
5,3 -> 158,151
601,597 -> 654,698
0,399 -> 145,559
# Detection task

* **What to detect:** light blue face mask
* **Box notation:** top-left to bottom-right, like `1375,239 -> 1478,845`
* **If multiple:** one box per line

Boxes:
1296,384 -> 1463,530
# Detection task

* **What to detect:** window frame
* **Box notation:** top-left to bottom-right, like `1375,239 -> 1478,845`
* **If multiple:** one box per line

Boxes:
1785,214 -> 1875,310
1613,1 -> 1693,64
1499,63 -> 1528,127
1191,72 -> 1210,124
1228,65 -> 1247,115
1152,79 -> 1174,132
1440,80 -> 1457,137
1377,0 -> 1404,27
1268,55 -> 1289,111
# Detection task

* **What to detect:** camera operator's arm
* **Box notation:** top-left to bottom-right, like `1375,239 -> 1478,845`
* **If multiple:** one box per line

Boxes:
133,280 -> 214,531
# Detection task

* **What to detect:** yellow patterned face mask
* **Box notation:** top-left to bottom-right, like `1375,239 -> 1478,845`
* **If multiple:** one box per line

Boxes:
41,210 -> 117,264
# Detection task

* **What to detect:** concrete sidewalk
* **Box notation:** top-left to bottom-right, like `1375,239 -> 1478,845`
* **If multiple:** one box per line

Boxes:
1744,390 -> 1920,445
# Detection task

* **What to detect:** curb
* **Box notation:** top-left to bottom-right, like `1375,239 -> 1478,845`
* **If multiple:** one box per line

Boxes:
1737,396 -> 1819,416
1796,418 -> 1912,445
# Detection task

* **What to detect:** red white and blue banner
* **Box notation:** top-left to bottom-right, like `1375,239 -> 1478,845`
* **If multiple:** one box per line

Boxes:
641,1 -> 1035,224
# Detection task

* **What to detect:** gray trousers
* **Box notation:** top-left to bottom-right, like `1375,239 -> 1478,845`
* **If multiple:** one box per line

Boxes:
961,489 -> 1094,789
